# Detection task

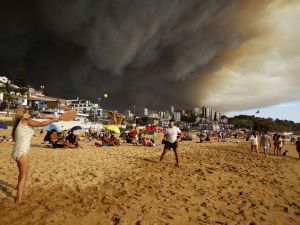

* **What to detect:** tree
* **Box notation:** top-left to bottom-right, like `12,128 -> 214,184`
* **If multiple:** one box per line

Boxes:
228,115 -> 300,133
14,63 -> 29,95
0,81 -> 16,115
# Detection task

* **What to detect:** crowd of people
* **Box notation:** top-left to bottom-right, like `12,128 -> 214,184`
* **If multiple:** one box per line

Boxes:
95,132 -> 121,147
43,129 -> 79,149
249,131 -> 300,158
125,127 -> 159,147
4,105 -> 300,204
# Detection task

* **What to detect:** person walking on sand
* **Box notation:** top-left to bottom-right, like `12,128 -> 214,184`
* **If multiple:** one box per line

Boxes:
295,137 -> 300,158
260,131 -> 271,158
160,119 -> 181,167
11,106 -> 60,204
275,135 -> 283,156
249,131 -> 259,156
273,133 -> 278,155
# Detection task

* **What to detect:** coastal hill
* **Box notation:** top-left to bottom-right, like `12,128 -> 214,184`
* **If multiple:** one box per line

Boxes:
229,115 -> 300,133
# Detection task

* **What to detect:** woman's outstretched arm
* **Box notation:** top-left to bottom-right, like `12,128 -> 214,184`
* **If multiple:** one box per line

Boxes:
23,118 -> 60,127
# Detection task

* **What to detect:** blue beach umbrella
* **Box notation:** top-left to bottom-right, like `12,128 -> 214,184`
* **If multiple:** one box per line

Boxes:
0,122 -> 8,129
43,123 -> 61,132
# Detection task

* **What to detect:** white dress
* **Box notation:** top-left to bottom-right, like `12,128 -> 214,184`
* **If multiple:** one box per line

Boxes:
249,135 -> 258,146
11,120 -> 34,161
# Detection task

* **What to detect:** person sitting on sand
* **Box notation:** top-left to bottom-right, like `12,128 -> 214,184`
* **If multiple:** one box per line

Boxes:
260,131 -> 271,158
127,126 -> 140,144
205,133 -> 211,142
50,130 -> 74,148
43,131 -> 51,143
11,106 -> 61,204
199,134 -> 204,143
109,134 -> 121,146
249,131 -> 259,156
130,130 -> 138,142
66,131 -> 79,147
143,137 -> 155,147
102,133 -> 111,146
95,132 -> 120,147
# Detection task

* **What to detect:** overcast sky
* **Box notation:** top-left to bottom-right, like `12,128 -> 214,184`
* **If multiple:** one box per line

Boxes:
0,0 -> 299,121
226,100 -> 300,123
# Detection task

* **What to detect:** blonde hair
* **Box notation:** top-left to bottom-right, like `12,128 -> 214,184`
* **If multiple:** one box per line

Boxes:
12,106 -> 28,140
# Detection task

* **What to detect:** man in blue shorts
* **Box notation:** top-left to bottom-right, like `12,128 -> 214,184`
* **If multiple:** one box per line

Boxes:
260,131 -> 272,158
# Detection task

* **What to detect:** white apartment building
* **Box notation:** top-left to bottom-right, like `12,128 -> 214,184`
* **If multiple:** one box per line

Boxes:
67,98 -> 99,114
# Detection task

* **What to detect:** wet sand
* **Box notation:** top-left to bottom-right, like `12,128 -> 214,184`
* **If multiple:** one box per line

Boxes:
0,130 -> 299,225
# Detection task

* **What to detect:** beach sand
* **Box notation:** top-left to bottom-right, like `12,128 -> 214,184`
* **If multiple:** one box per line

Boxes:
0,130 -> 299,225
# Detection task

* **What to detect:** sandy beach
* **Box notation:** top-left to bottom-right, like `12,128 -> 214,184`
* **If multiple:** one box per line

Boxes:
0,129 -> 299,225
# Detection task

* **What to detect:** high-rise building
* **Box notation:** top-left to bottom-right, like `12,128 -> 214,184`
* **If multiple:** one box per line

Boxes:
215,112 -> 221,121
171,106 -> 174,114
159,111 -> 165,118
211,109 -> 215,120
202,106 -> 211,120
143,108 -> 148,116
125,110 -> 132,118
173,112 -> 181,122
67,98 -> 97,114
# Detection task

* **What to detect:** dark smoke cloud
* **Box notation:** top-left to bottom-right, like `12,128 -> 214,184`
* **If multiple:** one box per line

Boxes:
1,0 -> 299,112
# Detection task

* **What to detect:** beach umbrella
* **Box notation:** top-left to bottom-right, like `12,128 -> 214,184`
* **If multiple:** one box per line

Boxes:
0,122 -> 8,129
70,125 -> 83,132
43,123 -> 61,132
148,130 -> 155,135
103,125 -> 120,134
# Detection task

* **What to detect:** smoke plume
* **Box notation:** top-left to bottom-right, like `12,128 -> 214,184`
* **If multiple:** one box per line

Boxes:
0,0 -> 299,112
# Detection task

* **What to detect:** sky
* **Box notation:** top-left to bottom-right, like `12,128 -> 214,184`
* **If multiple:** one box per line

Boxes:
226,100 -> 300,123
0,0 -> 299,121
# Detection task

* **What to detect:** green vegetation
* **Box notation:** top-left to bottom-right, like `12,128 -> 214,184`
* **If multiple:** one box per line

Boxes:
0,82 -> 16,113
229,115 -> 300,132
14,63 -> 29,95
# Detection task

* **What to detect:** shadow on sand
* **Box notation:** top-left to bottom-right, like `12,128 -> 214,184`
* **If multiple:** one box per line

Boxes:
120,155 -> 159,163
0,180 -> 14,199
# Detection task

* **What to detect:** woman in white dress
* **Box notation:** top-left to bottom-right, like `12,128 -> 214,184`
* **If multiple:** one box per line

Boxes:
12,106 -> 60,204
249,131 -> 259,156
275,135 -> 283,156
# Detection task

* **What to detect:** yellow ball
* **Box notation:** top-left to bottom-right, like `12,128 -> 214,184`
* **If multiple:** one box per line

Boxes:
103,93 -> 108,98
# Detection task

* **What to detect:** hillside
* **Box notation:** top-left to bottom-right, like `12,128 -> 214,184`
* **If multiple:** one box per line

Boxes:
228,115 -> 300,133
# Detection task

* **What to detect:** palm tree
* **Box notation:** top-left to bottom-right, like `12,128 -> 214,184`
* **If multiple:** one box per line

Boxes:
0,81 -> 15,115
